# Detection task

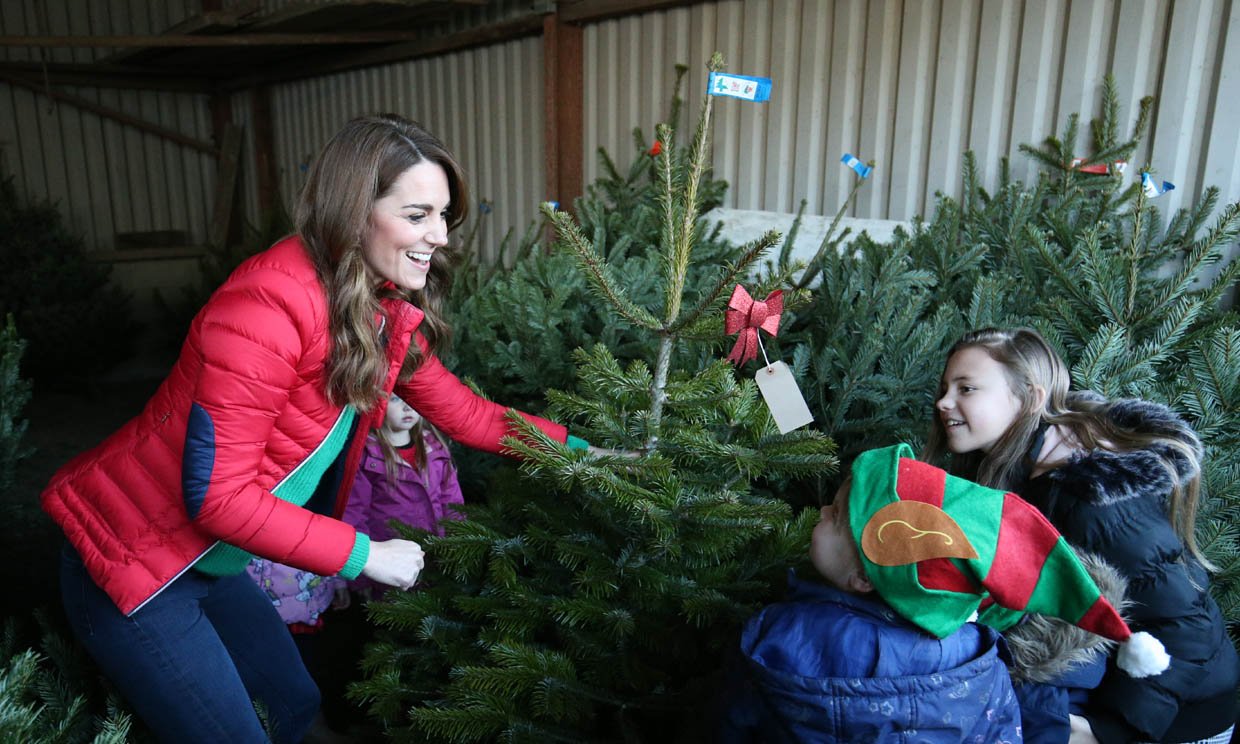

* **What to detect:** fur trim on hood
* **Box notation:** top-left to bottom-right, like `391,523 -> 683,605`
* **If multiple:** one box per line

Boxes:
1051,393 -> 1201,508
1006,550 -> 1128,685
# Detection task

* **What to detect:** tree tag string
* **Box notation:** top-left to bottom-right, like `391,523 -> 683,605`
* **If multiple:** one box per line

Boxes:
756,333 -> 772,370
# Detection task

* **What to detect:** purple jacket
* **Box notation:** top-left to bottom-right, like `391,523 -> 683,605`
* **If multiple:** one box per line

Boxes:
343,433 -> 463,594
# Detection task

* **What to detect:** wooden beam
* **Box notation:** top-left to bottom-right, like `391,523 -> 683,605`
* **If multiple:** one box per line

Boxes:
0,70 -> 219,154
556,0 -> 702,24
0,32 -> 445,48
0,62 -> 212,92
87,245 -> 209,263
225,13 -> 546,90
543,13 -> 583,216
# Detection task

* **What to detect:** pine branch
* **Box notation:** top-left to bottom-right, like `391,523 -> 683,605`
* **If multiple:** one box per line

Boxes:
544,207 -> 660,331
795,171 -> 870,290
668,229 -> 782,335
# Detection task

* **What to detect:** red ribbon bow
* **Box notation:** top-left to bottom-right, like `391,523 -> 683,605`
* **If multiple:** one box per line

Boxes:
725,284 -> 783,365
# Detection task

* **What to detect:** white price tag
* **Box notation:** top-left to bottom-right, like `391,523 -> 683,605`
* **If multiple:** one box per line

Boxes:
755,361 -> 814,434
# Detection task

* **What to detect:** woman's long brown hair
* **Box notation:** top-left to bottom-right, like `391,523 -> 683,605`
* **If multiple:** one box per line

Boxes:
923,327 -> 1211,569
294,113 -> 467,413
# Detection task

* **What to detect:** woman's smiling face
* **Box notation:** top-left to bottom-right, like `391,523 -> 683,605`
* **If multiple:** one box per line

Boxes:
361,160 -> 451,291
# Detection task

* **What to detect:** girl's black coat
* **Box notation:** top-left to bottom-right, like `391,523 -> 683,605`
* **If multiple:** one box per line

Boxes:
1017,397 -> 1238,743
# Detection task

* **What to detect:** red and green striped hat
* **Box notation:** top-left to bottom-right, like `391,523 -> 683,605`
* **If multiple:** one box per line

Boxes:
848,443 -> 1170,678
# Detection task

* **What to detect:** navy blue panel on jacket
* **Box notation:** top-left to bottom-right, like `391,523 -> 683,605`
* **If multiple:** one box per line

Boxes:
1016,396 -> 1239,743
718,572 -> 1022,744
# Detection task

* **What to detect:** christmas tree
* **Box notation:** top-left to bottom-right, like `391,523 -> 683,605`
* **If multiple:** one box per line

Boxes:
442,64 -> 750,496
351,53 -> 836,743
0,315 -> 31,493
0,178 -> 136,389
0,613 -> 137,743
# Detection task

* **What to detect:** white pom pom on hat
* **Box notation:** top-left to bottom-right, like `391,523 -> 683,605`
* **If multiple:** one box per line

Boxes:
1117,631 -> 1171,678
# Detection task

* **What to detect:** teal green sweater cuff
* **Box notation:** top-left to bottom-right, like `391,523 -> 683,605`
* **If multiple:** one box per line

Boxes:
566,435 -> 590,451
339,532 -> 370,580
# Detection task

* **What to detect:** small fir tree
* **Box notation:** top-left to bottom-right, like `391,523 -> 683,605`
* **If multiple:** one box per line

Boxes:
351,54 -> 836,743
0,314 -> 32,493
444,64 -> 734,414
0,613 -> 138,743
0,179 -> 136,388
442,65 -> 741,494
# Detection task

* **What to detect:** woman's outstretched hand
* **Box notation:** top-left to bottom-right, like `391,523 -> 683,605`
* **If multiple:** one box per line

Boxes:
362,538 -> 424,590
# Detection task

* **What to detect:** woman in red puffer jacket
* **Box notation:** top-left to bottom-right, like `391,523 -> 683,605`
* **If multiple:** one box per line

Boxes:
43,114 -> 589,744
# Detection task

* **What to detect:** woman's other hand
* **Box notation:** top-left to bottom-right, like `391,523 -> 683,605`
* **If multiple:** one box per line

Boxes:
361,538 -> 424,590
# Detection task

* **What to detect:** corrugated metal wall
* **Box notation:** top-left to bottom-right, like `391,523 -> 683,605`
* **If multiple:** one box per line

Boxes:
268,34 -> 546,260
3,0 -> 1238,260
0,0 -> 213,251
583,0 -> 1240,227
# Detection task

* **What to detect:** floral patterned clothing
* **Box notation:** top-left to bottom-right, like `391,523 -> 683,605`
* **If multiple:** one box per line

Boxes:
245,557 -> 342,626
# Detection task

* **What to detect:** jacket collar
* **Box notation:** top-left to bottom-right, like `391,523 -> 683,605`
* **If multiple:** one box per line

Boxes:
784,570 -> 911,630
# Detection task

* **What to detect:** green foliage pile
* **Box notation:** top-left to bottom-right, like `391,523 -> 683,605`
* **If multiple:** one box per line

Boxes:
0,315 -> 32,493
351,54 -> 837,743
0,179 -> 136,388
766,77 -> 1240,620
0,614 -> 138,743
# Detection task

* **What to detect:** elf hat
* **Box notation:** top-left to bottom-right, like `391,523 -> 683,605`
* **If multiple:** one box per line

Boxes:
848,443 -> 1170,679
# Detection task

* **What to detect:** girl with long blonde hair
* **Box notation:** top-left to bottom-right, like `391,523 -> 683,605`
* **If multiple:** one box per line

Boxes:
927,327 -> 1237,744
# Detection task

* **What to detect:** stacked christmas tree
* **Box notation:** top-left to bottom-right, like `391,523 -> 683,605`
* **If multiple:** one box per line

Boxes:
766,76 -> 1240,617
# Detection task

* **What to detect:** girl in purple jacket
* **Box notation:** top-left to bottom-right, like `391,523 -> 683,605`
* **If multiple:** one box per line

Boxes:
249,392 -> 463,612
339,392 -> 463,602
245,393 -> 463,736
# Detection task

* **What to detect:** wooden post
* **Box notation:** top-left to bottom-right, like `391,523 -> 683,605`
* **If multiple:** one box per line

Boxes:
543,12 -> 583,217
209,124 -> 243,248
250,85 -> 277,217
209,93 -> 243,246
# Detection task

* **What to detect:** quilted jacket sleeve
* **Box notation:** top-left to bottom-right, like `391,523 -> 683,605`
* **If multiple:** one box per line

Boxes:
395,331 -> 568,453
183,264 -> 362,578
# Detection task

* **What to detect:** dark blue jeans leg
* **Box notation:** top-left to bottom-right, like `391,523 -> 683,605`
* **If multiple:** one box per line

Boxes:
204,569 -> 321,743
59,544 -> 319,744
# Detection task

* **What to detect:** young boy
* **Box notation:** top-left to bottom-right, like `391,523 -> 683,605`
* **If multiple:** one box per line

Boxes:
719,443 -> 1168,743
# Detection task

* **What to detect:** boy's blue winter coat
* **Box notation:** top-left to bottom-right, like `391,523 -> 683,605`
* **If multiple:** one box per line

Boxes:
719,573 -> 1023,743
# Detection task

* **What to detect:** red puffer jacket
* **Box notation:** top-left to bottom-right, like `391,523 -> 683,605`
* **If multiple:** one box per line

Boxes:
41,236 -> 567,616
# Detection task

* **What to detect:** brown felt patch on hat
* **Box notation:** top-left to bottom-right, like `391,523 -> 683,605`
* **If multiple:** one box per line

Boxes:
861,500 -> 980,567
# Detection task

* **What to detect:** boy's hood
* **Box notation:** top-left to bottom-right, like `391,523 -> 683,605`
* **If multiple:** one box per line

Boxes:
1005,549 -> 1127,684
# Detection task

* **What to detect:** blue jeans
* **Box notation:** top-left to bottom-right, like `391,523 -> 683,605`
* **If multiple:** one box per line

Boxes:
59,544 -> 320,743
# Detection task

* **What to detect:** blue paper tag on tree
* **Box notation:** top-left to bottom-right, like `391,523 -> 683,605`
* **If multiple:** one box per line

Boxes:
708,72 -> 772,102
